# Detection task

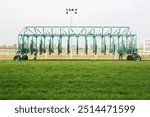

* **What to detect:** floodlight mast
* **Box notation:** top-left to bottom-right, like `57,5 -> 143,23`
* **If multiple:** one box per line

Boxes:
66,8 -> 78,58
66,8 -> 77,26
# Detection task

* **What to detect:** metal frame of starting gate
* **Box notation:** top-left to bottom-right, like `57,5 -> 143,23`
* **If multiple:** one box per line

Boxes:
17,26 -> 137,56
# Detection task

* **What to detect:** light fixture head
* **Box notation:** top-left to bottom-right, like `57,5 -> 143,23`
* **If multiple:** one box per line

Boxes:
66,8 -> 78,14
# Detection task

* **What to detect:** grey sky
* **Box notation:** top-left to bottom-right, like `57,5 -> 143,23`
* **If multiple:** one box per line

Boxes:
0,0 -> 149,47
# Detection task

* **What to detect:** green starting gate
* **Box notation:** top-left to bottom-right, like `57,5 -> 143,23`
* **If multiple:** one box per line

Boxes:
14,26 -> 141,61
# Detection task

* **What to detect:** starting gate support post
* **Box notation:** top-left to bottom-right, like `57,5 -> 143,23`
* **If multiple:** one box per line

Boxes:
67,36 -> 70,55
85,35 -> 88,55
122,37 -> 126,54
95,37 -> 97,55
109,36 -> 111,53
30,37 -> 33,54
131,36 -> 134,55
35,36 -> 37,53
49,37 -> 52,54
93,36 -> 97,55
76,36 -> 79,54
101,37 -> 103,54
118,37 -> 120,54
93,36 -> 95,54
21,36 -> 24,55
51,36 -> 54,53
43,36 -> 46,53
39,37 -> 42,55
27,36 -> 29,53
113,36 -> 115,54
58,36 -> 62,55
109,36 -> 115,54
126,37 -> 130,53
101,36 -> 106,54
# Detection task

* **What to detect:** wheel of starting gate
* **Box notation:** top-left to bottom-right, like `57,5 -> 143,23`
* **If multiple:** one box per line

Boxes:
134,55 -> 141,61
13,55 -> 21,61
22,55 -> 28,60
127,55 -> 134,61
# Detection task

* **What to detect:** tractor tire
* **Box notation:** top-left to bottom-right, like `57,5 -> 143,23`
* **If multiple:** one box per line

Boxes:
127,55 -> 134,61
134,55 -> 141,61
22,55 -> 28,60
13,55 -> 21,61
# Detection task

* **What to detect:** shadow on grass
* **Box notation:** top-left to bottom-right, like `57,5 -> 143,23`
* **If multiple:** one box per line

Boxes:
28,59 -> 126,62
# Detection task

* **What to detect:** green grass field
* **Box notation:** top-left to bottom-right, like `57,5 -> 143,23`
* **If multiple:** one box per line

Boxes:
0,60 -> 150,100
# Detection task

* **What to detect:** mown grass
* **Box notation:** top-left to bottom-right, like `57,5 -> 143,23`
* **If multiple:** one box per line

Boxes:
0,60 -> 150,100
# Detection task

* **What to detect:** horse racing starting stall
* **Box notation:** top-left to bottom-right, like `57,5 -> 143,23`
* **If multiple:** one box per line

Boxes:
13,26 -> 141,61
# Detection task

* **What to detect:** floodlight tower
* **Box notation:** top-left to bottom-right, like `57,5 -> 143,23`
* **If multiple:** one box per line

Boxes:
66,8 -> 77,25
66,8 -> 77,58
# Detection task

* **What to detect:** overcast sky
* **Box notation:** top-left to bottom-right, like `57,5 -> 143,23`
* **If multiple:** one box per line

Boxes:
0,0 -> 150,47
